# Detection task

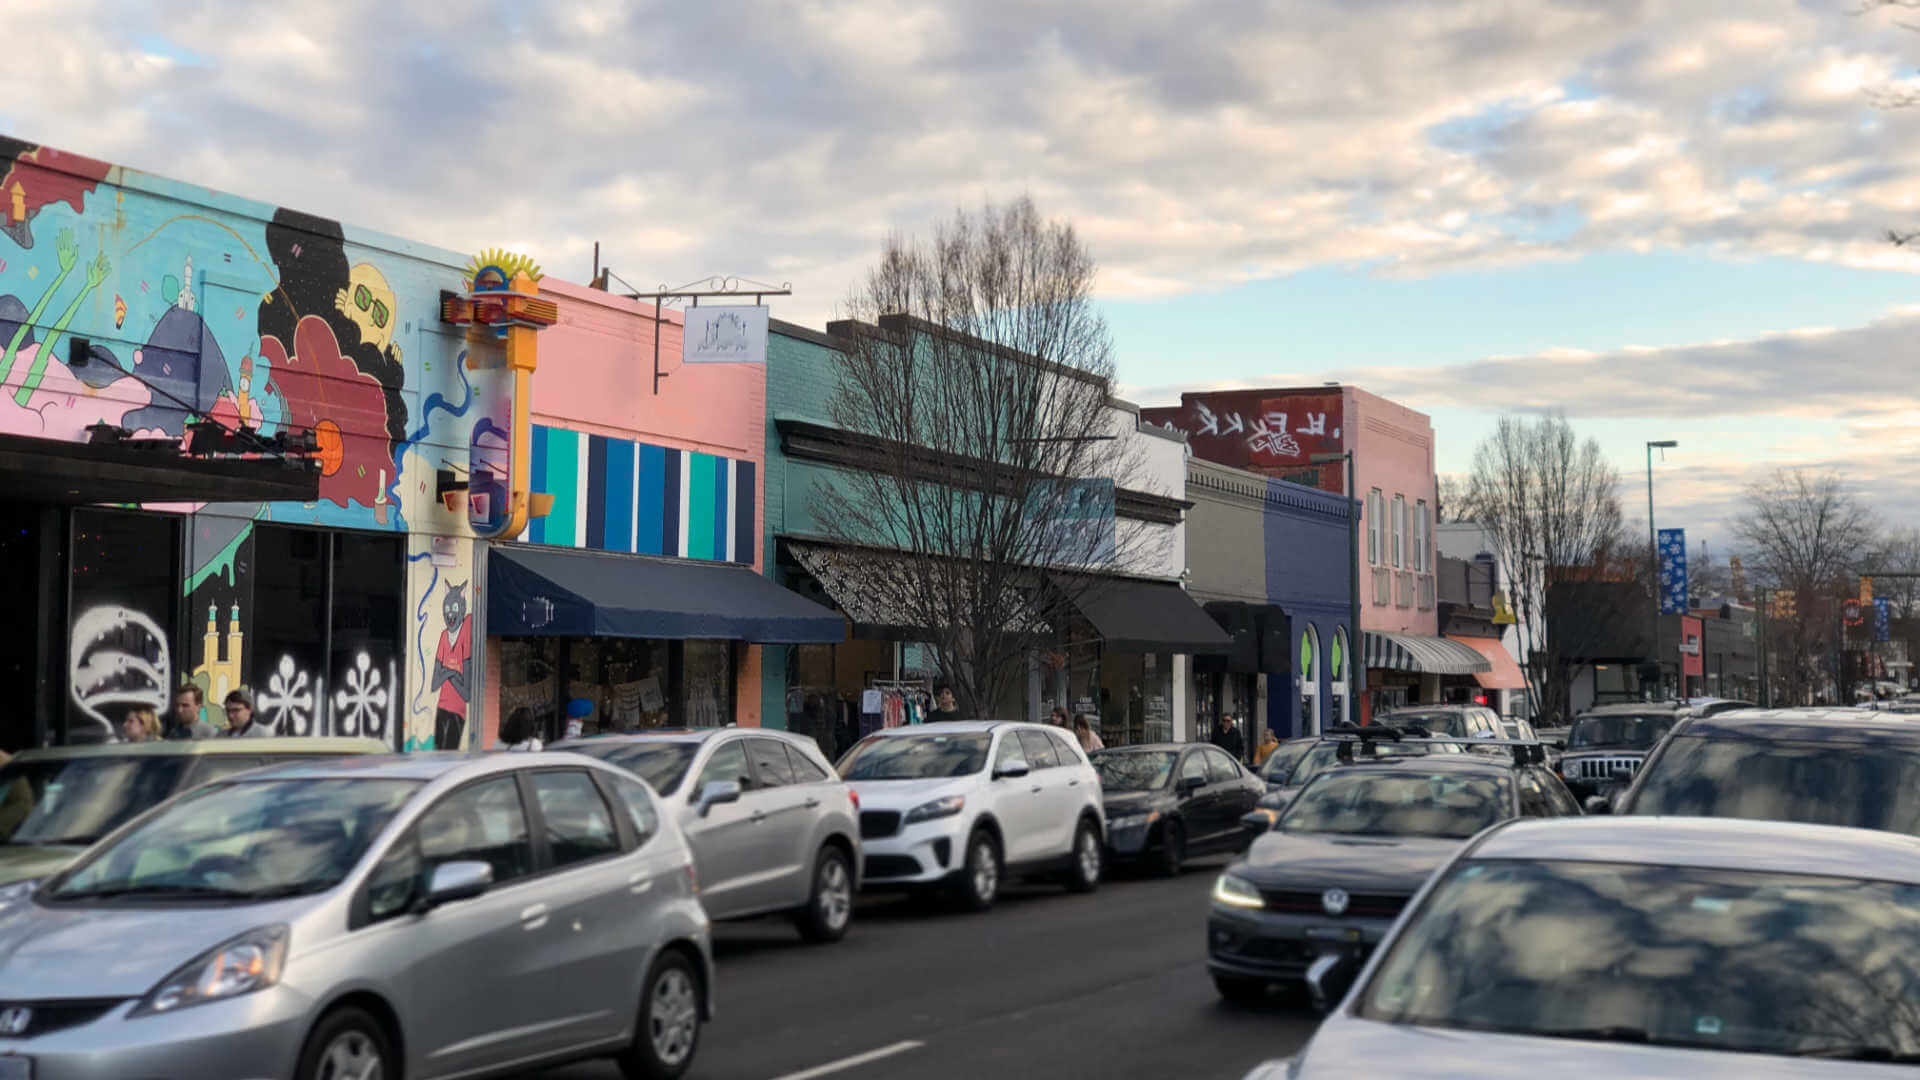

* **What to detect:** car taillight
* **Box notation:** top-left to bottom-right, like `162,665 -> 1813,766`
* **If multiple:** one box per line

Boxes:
848,789 -> 860,809
685,862 -> 699,894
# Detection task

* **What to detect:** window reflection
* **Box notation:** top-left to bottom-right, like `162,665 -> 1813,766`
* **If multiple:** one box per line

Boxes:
1362,859 -> 1920,1058
1631,736 -> 1920,834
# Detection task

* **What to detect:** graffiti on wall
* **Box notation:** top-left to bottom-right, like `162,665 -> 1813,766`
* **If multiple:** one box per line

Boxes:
406,538 -> 474,751
68,605 -> 171,741
1,136 -> 489,750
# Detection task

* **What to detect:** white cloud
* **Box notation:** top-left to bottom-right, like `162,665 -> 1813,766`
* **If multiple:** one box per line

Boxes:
3,0 -> 1918,328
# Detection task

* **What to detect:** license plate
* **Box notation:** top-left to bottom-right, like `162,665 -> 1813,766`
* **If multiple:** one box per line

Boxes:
0,1056 -> 32,1080
1304,925 -> 1362,942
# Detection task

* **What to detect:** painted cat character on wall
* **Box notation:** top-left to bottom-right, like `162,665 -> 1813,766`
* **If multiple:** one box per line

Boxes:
430,581 -> 471,749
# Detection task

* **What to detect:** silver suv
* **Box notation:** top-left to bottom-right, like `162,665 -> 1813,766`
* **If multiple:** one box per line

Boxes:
553,729 -> 862,943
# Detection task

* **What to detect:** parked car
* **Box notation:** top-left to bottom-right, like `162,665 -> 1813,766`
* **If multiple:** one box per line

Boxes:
0,752 -> 712,1080
1208,744 -> 1575,1003
1091,743 -> 1264,875
1602,707 -> 1920,835
1378,705 -> 1503,740
1251,816 -> 1920,1077
1243,728 -> 1466,833
0,736 -> 388,894
1556,702 -> 1689,802
837,721 -> 1104,911
551,728 -> 860,943
1684,696 -> 1758,717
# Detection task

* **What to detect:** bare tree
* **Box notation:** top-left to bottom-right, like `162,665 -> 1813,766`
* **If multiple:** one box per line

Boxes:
1867,528 -> 1920,620
1437,474 -> 1474,523
1862,1 -> 1920,244
816,197 -> 1157,720
1732,469 -> 1878,703
1467,413 -> 1627,723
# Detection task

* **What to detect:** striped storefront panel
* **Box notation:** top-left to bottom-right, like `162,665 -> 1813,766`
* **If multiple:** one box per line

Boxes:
523,426 -> 755,564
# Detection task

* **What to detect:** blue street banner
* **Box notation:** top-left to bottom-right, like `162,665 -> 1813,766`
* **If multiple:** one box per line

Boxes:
1657,528 -> 1688,615
1876,597 -> 1892,643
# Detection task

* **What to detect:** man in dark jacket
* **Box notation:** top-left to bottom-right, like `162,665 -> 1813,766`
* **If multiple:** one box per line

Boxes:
1212,714 -> 1246,761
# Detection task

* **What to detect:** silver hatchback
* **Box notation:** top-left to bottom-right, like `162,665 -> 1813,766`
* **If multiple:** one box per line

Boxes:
553,729 -> 861,943
0,753 -> 713,1080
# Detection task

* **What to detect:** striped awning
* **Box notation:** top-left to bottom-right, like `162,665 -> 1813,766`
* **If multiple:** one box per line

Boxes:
1364,631 -> 1493,676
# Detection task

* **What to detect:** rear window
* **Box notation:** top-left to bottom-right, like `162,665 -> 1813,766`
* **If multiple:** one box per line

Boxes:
1569,713 -> 1677,750
1626,735 -> 1920,834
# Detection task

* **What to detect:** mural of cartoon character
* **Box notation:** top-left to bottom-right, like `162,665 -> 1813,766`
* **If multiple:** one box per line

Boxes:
430,581 -> 471,749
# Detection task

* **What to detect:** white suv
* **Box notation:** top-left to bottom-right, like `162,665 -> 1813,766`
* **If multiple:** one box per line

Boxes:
837,721 -> 1105,910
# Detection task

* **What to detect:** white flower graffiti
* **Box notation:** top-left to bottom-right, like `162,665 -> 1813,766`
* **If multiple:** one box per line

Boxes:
259,654 -> 318,736
332,651 -> 390,738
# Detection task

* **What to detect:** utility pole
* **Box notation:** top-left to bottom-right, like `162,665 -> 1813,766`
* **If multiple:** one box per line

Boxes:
1645,440 -> 1677,700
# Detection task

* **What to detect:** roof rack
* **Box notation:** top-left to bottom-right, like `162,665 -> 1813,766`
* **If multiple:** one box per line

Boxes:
1324,724 -> 1402,741
1397,735 -> 1549,767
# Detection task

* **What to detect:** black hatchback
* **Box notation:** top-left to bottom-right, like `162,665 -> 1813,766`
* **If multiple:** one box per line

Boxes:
1092,743 -> 1264,876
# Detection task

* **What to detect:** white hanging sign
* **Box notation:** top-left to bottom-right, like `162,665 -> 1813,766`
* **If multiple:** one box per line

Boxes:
681,305 -> 768,365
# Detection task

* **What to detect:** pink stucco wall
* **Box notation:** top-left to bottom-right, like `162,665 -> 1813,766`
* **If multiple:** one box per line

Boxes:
495,277 -> 772,726
1345,386 -> 1438,636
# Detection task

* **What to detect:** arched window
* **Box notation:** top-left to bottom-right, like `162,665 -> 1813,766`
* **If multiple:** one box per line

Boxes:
1331,627 -> 1349,727
1299,625 -> 1321,735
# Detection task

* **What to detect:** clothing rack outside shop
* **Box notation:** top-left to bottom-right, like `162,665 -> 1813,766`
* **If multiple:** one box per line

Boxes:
861,677 -> 933,736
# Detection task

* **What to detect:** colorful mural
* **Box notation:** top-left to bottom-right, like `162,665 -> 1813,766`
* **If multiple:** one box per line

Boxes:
405,534 -> 476,751
0,136 -> 490,748
526,424 -> 756,563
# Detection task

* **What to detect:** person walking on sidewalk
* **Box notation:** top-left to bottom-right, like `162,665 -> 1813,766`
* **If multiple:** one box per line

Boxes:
223,689 -> 273,738
1072,713 -> 1104,753
1211,714 -> 1245,762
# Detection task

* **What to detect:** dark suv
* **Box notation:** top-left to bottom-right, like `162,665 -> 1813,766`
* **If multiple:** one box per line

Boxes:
1556,702 -> 1689,801
1605,708 -> 1920,835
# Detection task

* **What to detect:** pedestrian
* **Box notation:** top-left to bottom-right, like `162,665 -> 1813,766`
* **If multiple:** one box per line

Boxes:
163,685 -> 216,740
930,683 -> 964,722
223,689 -> 273,737
1212,714 -> 1245,761
1050,705 -> 1070,727
1072,713 -> 1104,752
119,708 -> 160,743
564,697 -> 592,740
501,707 -> 543,751
1253,727 -> 1279,767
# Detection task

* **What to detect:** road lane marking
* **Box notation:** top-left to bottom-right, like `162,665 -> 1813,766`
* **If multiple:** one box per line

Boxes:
769,1040 -> 925,1080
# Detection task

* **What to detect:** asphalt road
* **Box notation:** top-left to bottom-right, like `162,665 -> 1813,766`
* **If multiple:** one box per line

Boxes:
531,854 -> 1320,1080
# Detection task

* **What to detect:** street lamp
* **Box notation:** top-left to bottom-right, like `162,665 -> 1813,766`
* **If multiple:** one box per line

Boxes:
1646,440 -> 1678,700
1311,450 -> 1362,726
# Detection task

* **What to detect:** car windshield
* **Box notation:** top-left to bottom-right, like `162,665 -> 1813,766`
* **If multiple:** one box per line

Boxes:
1387,712 -> 1474,738
1282,739 -> 1456,790
1280,770 -> 1506,839
1261,740 -> 1316,784
565,741 -> 699,796
1360,858 -> 1920,1060
49,778 -> 420,902
1094,751 -> 1178,791
0,755 -> 190,847
838,733 -> 991,780
1626,735 -> 1920,834
1568,713 -> 1676,750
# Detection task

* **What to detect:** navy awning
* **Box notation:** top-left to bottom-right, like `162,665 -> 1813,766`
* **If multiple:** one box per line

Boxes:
489,544 -> 845,644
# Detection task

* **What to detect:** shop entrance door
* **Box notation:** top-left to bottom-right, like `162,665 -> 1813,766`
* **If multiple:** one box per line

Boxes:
0,500 -> 56,752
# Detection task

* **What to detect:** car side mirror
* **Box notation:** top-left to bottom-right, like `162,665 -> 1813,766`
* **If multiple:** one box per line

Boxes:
994,761 -> 1031,780
1178,775 -> 1207,796
1549,739 -> 1565,751
1306,951 -> 1358,1012
1240,809 -> 1278,834
1583,795 -> 1613,815
695,779 -> 743,817
423,860 -> 493,910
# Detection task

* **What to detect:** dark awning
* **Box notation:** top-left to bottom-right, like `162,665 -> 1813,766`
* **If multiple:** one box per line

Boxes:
1194,602 -> 1260,674
784,539 -> 1048,639
490,544 -> 845,644
1057,574 -> 1234,655
0,431 -> 319,504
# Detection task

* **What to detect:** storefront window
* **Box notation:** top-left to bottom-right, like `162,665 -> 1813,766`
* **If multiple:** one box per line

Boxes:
247,526 -> 403,742
500,636 -> 733,739
251,528 -> 328,737
684,641 -> 733,729
328,533 -> 404,743
1330,628 -> 1349,728
1097,649 -> 1171,746
67,510 -> 179,744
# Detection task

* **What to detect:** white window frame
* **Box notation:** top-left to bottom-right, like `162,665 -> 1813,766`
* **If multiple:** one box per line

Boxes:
1367,489 -> 1384,565
1392,495 -> 1406,569
1415,499 -> 1429,572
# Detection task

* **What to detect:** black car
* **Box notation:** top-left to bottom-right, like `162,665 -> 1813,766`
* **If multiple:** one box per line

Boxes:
1207,741 -> 1578,1003
1556,702 -> 1689,801
1245,727 -> 1466,833
1606,707 -> 1920,835
1092,743 -> 1264,875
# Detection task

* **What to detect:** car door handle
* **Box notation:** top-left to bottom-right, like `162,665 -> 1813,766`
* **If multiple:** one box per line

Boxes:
751,809 -> 767,823
1030,784 -> 1044,794
804,797 -> 821,809
1067,778 -> 1080,786
627,871 -> 654,896
520,903 -> 549,931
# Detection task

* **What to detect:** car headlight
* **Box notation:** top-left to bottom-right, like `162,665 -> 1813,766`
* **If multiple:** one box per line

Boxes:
0,877 -> 42,906
1212,873 -> 1264,910
1108,810 -> 1160,830
904,795 -> 965,824
132,924 -> 289,1016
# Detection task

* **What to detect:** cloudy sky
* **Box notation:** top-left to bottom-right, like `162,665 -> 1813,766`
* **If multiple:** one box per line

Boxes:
8,0 -> 1918,547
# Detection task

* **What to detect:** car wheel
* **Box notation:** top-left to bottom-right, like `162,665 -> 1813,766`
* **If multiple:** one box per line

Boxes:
1064,818 -> 1102,893
618,950 -> 702,1080
794,845 -> 855,943
1214,975 -> 1268,1004
950,827 -> 1000,912
296,1006 -> 395,1080
1154,820 -> 1185,878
